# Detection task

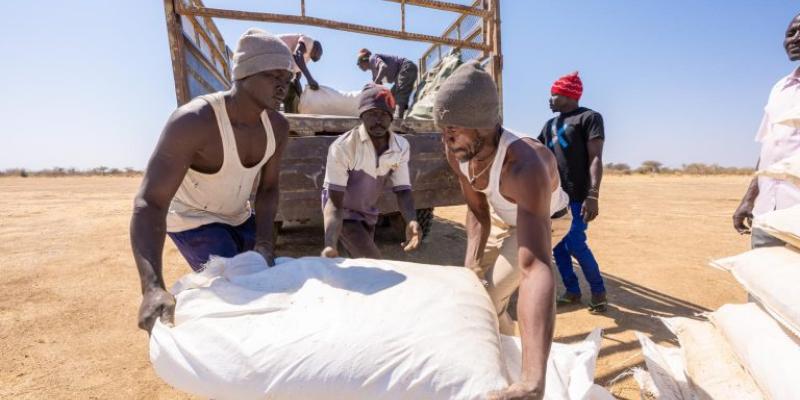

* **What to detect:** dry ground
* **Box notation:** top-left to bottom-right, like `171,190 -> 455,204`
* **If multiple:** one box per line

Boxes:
0,175 -> 751,399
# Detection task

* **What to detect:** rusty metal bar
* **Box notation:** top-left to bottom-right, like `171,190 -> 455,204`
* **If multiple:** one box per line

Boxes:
185,15 -> 230,74
401,0 -> 406,33
382,0 -> 489,17
176,3 -> 490,51
163,0 -> 190,105
301,0 -> 306,16
490,0 -> 502,119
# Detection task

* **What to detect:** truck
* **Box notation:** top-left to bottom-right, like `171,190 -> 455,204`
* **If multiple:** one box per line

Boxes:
161,0 -> 503,239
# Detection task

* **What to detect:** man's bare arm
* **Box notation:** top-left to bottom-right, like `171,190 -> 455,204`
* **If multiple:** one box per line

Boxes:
583,138 -> 604,223
734,158 -> 761,234
499,149 -> 555,398
322,190 -> 346,256
293,42 -> 318,89
130,103 -> 207,333
252,112 -> 289,266
445,150 -> 491,272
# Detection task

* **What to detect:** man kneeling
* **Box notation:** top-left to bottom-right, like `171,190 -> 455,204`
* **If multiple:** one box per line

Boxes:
321,84 -> 421,258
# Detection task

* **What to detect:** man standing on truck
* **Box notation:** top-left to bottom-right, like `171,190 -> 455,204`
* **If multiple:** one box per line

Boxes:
320,84 -> 422,259
278,33 -> 323,113
131,28 -> 293,333
538,72 -> 608,314
733,12 -> 800,248
437,61 -> 560,400
357,48 -> 418,123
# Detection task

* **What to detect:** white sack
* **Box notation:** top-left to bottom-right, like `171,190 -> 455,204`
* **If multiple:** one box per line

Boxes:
753,205 -> 800,249
757,152 -> 800,188
635,332 -> 694,400
297,84 -> 361,116
501,331 -> 614,400
710,303 -> 800,400
661,317 -> 763,400
709,246 -> 800,338
150,253 -> 610,400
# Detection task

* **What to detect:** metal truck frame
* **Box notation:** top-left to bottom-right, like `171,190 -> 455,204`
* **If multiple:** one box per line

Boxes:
161,0 -> 502,236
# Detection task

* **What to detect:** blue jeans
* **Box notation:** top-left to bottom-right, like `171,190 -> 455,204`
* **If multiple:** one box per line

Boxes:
167,215 -> 256,272
554,201 -> 606,295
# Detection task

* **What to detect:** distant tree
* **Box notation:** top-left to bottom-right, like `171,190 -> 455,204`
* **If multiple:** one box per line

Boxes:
637,161 -> 663,174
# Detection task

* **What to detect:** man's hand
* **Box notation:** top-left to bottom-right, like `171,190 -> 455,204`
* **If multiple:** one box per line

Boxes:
581,197 -> 599,223
486,381 -> 544,400
138,287 -> 176,334
254,244 -> 276,267
321,246 -> 339,258
733,201 -> 755,235
402,220 -> 422,252
308,80 -> 320,91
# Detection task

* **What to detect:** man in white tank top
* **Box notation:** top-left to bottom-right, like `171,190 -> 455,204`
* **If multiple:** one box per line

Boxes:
131,29 -> 294,334
435,61 -> 558,400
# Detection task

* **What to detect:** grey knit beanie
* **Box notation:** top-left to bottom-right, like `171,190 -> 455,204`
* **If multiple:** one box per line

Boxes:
433,61 -> 500,129
232,28 -> 294,81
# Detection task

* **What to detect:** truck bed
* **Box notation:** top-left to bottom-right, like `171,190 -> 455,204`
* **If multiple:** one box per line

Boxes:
286,113 -> 439,136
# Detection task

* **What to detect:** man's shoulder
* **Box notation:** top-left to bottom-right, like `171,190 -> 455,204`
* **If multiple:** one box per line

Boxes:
575,107 -> 601,118
329,128 -> 360,156
391,132 -> 411,150
266,110 -> 290,140
166,96 -> 216,137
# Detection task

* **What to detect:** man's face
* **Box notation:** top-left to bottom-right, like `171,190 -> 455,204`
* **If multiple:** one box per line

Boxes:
358,60 -> 369,71
785,14 -> 800,61
361,109 -> 392,137
241,69 -> 293,110
442,125 -> 484,162
549,94 -> 573,113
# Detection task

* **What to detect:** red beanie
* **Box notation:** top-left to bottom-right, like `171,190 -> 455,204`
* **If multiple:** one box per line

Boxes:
551,71 -> 583,101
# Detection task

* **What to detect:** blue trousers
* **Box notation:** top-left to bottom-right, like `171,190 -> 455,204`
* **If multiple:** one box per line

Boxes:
554,201 -> 606,295
167,215 -> 256,272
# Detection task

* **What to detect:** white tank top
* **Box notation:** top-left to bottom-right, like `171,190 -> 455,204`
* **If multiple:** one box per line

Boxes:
459,129 -> 570,227
166,92 -> 276,232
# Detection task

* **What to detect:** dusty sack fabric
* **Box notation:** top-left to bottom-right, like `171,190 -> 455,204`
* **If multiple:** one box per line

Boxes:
407,51 -> 463,120
757,152 -> 800,188
710,246 -> 800,338
661,317 -> 763,400
710,303 -> 800,400
753,204 -> 800,248
635,332 -> 694,400
149,253 -> 612,400
297,84 -> 361,116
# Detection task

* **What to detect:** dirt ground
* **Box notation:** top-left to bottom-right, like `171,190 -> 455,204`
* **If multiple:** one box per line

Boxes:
0,175 -> 751,399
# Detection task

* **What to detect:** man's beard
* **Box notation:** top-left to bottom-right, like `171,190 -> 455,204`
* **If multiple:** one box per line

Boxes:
451,136 -> 484,162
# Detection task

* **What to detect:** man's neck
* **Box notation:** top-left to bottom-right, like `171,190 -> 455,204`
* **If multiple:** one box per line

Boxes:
559,104 -> 580,115
370,133 -> 390,155
226,88 -> 265,125
472,126 -> 503,163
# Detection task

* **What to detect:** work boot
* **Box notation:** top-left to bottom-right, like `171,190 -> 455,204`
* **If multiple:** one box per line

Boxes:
588,292 -> 608,314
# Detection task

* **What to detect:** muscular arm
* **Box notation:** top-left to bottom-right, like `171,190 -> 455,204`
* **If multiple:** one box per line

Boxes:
395,189 -> 417,226
505,151 -> 555,394
293,42 -> 317,86
252,112 -> 289,266
445,150 -> 491,272
130,104 -> 207,332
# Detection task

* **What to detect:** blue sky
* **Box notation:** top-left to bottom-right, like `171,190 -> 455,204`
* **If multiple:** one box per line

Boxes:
0,1 -> 797,170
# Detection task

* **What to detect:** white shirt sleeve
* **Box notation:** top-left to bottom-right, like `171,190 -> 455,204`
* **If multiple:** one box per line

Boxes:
324,143 -> 350,191
390,144 -> 412,191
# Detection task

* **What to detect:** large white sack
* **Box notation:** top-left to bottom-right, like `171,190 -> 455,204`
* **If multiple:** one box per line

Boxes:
635,332 -> 694,400
757,152 -> 800,188
501,331 -> 614,400
150,253 -> 610,400
297,84 -> 361,116
661,317 -> 763,400
753,205 -> 800,249
709,246 -> 800,338
710,303 -> 800,400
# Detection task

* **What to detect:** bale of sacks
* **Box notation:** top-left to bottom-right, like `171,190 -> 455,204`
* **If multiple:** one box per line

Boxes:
753,204 -> 800,248
150,253 -> 613,400
297,85 -> 361,116
406,51 -> 463,120
757,152 -> 800,188
710,245 -> 800,338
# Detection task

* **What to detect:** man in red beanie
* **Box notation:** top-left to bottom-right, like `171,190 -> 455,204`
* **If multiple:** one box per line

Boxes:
538,71 -> 608,313
320,84 -> 421,258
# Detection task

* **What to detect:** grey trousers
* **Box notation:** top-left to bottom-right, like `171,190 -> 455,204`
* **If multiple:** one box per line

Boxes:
751,227 -> 785,249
